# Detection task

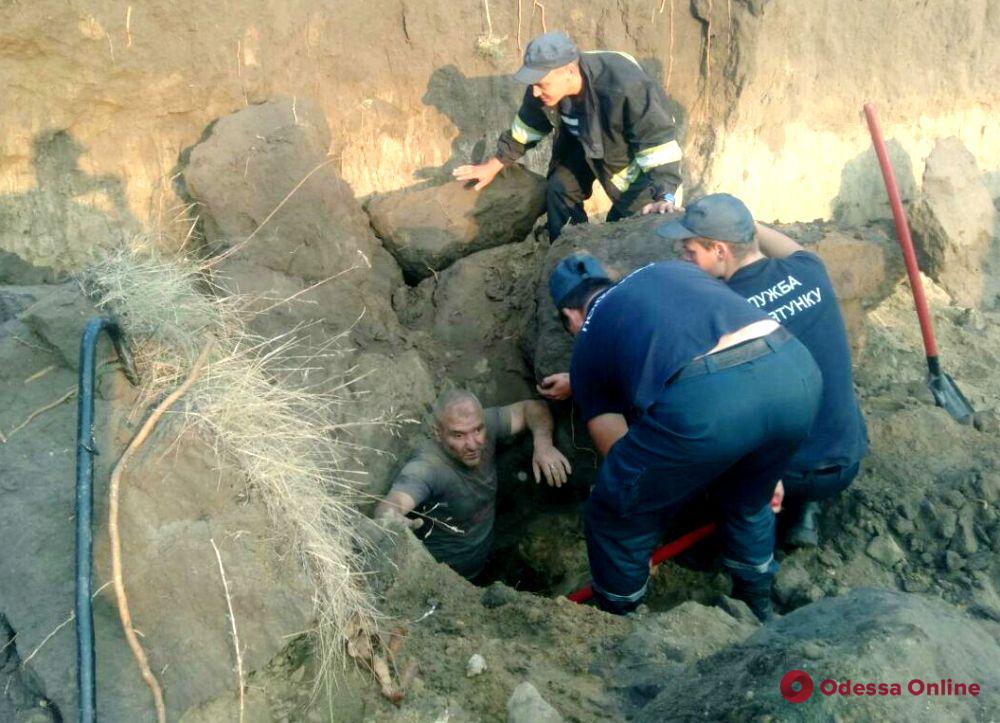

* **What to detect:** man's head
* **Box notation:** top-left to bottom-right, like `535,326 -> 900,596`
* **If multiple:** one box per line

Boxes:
432,389 -> 487,468
514,31 -> 582,107
549,252 -> 612,335
656,193 -> 759,279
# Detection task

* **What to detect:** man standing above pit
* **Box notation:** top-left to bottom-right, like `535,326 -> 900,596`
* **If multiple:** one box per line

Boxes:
453,31 -> 682,241
375,390 -> 570,581
660,194 -> 868,547
552,253 -> 821,620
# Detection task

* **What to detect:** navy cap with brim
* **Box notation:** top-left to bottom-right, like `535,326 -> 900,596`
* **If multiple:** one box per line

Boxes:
513,65 -> 549,84
514,31 -> 579,85
655,219 -> 699,242
655,193 -> 755,245
549,252 -> 609,309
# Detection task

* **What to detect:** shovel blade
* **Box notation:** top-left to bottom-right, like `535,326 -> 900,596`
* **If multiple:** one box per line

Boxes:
929,371 -> 974,425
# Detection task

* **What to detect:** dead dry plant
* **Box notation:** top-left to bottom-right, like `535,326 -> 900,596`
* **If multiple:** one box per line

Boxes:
82,239 -> 407,694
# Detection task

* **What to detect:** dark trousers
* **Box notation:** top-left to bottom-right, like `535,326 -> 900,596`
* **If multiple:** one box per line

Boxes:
584,331 -> 823,614
545,136 -> 656,241
782,462 -> 860,503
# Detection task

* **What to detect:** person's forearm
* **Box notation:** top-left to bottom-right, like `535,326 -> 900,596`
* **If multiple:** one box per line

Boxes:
587,413 -> 628,457
754,222 -> 802,259
375,490 -> 417,520
523,400 -> 556,448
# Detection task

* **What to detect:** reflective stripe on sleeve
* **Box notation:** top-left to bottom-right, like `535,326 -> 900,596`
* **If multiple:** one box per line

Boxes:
511,115 -> 548,145
608,160 -> 642,192
634,140 -> 683,170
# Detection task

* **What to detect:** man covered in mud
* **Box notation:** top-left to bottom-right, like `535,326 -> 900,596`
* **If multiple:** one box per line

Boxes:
659,194 -> 868,548
375,390 -> 571,581
551,252 -> 822,620
452,31 -> 682,241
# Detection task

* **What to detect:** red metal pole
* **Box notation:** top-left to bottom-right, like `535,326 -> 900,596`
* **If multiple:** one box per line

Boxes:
862,102 -> 938,358
566,522 -> 717,604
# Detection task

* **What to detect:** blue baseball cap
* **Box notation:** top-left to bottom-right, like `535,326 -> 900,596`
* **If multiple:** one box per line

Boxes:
656,193 -> 755,244
513,31 -> 580,84
549,252 -> 610,309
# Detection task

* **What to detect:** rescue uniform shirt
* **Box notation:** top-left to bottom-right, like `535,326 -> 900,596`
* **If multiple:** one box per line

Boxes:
727,251 -> 869,471
388,407 -> 513,578
571,261 -> 768,424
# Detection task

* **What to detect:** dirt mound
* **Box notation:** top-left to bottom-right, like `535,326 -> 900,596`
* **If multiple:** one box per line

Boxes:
740,274 -> 1000,649
0,284 -> 314,721
394,236 -> 547,406
368,166 -> 545,282
354,518 -> 762,722
181,98 -> 437,493
910,137 -> 998,308
638,588 -> 1000,722
182,96 -> 404,345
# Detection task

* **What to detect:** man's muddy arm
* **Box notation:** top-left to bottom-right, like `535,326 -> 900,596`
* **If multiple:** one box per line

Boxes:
508,400 -> 572,487
375,490 -> 423,529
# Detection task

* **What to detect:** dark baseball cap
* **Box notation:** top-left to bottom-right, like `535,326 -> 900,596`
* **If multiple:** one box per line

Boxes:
656,193 -> 756,244
549,252 -> 610,309
513,31 -> 580,84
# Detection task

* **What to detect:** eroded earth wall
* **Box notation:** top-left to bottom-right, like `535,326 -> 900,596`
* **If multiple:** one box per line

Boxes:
1,0 -> 998,273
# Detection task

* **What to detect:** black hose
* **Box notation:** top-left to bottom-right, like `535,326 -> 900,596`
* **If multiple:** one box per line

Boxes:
74,317 -> 136,723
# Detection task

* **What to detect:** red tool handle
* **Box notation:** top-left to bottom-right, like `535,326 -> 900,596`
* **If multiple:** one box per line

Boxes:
863,103 -> 938,358
566,522 -> 717,604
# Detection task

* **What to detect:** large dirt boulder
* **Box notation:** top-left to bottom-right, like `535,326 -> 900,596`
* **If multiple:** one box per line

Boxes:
808,227 -> 904,351
181,98 -> 434,502
530,214 -> 669,384
636,589 -> 1000,721
0,284 -> 314,721
367,166 -> 546,282
182,96 -> 405,349
184,97 -> 387,284
910,137 -> 997,308
397,237 -> 547,406
348,349 -> 437,500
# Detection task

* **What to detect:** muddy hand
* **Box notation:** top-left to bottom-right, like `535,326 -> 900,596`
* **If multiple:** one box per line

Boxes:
532,445 -> 572,488
641,199 -> 677,215
537,372 -> 572,401
452,157 -> 503,190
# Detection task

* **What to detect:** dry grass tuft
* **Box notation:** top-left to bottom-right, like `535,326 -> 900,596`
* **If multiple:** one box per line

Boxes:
82,239 -> 407,687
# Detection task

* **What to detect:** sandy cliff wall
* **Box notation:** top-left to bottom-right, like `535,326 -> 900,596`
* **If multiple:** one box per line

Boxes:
0,0 -> 997,272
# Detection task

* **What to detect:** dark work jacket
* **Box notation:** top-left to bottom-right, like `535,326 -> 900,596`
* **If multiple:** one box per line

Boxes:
495,51 -> 682,200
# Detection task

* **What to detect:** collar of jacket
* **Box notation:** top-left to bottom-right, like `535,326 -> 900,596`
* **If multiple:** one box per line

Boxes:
567,54 -> 606,160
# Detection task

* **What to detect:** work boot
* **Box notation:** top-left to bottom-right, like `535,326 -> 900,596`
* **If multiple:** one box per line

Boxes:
731,579 -> 775,623
785,501 -> 822,548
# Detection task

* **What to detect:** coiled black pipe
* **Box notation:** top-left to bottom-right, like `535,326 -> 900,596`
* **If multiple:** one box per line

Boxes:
75,317 -> 137,723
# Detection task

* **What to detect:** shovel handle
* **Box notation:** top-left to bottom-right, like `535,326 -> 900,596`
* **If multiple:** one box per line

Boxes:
863,103 -> 938,358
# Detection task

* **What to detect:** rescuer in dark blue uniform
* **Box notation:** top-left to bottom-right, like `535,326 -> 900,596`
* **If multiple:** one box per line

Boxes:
664,193 -> 868,548
551,250 -> 822,620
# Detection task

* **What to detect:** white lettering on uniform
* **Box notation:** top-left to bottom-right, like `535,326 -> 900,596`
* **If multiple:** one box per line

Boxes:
766,287 -> 822,322
746,274 -> 803,308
